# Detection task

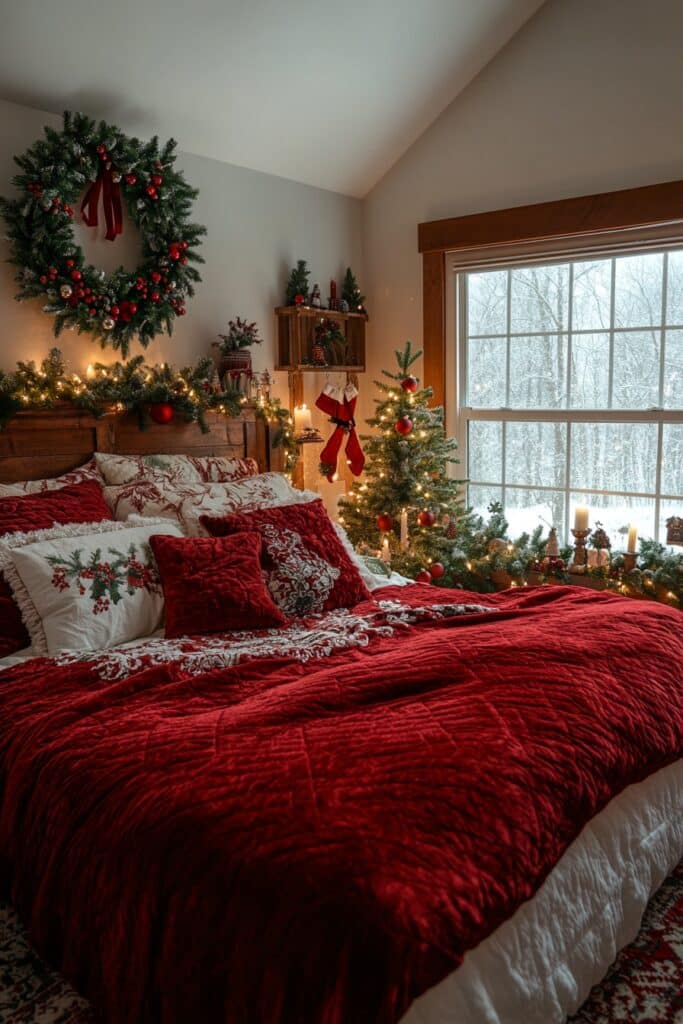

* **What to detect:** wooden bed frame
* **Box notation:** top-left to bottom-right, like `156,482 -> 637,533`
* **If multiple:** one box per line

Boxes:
0,404 -> 282,484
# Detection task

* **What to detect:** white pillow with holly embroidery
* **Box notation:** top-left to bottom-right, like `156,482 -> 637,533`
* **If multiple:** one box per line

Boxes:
0,518 -> 182,656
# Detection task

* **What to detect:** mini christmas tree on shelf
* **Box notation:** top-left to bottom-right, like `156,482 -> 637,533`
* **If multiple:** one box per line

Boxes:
284,260 -> 310,306
337,341 -> 470,580
341,267 -> 365,312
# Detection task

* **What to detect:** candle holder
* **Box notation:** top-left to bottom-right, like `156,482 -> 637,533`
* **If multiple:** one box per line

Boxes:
570,528 -> 591,572
294,428 -> 323,444
623,552 -> 637,572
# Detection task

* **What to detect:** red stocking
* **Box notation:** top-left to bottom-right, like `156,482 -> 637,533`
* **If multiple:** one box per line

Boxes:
315,384 -> 365,481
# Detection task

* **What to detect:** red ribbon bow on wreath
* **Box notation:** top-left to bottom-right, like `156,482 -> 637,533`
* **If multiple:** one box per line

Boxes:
81,165 -> 123,242
315,382 -> 365,481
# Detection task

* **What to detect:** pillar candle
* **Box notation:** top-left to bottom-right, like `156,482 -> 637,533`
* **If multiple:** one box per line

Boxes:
627,524 -> 638,553
400,508 -> 409,551
294,404 -> 312,433
574,505 -> 589,532
381,537 -> 391,563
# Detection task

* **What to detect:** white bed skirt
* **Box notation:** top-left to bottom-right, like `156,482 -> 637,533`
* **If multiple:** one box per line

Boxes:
401,758 -> 682,1024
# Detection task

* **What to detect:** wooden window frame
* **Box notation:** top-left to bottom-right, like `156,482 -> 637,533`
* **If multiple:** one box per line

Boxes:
419,180 -> 683,408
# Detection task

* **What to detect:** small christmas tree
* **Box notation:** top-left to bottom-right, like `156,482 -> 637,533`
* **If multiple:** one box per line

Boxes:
341,267 -> 365,311
338,342 -> 469,580
284,260 -> 310,306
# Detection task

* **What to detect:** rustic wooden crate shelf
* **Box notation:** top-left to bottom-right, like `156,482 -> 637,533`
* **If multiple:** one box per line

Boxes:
275,305 -> 367,372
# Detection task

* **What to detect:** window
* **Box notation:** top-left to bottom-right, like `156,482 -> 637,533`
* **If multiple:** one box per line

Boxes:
457,248 -> 683,543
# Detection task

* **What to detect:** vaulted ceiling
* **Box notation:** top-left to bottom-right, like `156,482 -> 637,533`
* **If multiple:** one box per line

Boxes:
0,0 -> 544,197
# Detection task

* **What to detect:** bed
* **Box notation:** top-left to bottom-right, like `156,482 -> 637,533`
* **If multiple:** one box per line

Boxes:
0,409 -> 680,1024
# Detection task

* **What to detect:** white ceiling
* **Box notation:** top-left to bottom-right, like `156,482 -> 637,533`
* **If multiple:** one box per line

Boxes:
0,0 -> 544,197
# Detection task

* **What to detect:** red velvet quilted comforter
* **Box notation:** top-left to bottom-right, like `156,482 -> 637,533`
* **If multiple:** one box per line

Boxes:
0,585 -> 681,1024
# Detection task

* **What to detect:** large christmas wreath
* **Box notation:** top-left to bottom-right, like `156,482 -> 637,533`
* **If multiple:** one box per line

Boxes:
0,111 -> 206,356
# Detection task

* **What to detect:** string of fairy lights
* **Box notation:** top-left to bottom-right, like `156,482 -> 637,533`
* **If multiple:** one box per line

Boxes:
0,348 -> 298,472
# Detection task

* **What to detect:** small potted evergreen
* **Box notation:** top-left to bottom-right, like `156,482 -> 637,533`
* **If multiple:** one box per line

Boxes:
214,317 -> 263,383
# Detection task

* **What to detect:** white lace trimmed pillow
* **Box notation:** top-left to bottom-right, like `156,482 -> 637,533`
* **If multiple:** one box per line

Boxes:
0,518 -> 182,656
94,452 -> 259,486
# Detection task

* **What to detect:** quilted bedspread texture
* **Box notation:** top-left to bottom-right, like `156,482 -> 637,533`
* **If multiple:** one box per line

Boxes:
0,584 -> 681,1023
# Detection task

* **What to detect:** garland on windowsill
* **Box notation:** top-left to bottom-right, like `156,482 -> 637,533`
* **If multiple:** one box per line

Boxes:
0,348 -> 298,471
452,503 -> 681,609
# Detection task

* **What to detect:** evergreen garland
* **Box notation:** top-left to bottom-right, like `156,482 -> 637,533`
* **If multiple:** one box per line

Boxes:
0,111 -> 206,356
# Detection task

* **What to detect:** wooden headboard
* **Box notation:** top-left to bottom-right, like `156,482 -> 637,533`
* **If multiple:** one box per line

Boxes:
0,404 -> 282,484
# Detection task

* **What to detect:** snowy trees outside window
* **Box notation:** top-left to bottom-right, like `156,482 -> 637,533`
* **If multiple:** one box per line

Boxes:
461,249 -> 682,544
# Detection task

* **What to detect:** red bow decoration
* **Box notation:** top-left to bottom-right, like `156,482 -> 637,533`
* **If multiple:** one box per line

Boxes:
315,383 -> 365,481
81,165 -> 123,242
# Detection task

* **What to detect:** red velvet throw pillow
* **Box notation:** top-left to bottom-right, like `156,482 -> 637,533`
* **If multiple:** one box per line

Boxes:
0,480 -> 112,655
201,499 -> 371,618
0,479 -> 112,536
149,532 -> 287,639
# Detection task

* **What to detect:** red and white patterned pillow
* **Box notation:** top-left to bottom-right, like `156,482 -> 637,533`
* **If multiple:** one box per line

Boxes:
201,499 -> 371,618
94,452 -> 258,486
0,458 -> 103,498
103,472 -> 304,536
0,518 -> 182,656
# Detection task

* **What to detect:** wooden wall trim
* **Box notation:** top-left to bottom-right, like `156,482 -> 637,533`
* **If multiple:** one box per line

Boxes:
418,179 -> 683,254
422,251 -> 446,408
420,180 -> 683,414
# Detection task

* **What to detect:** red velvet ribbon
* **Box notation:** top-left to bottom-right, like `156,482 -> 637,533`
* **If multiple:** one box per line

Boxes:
315,386 -> 365,481
81,166 -> 123,241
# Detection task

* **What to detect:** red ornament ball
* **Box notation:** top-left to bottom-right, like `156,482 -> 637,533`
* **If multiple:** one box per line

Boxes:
151,271 -> 162,284
415,570 -> 432,584
70,269 -> 82,281
39,275 -> 47,284
394,415 -> 413,436
65,259 -> 75,268
125,173 -> 137,186
149,403 -> 174,425
376,513 -> 393,532
151,174 -> 163,186
401,375 -> 418,393
417,509 -> 435,527
128,302 -> 138,315
429,562 -> 445,579
146,185 -> 157,198
294,293 -> 305,306
151,291 -> 161,303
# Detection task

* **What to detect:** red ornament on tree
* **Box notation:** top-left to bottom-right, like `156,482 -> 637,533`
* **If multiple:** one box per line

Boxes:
394,415 -> 413,436
149,403 -> 174,425
294,293 -> 305,306
417,510 -> 435,527
429,562 -> 445,579
415,569 -> 432,584
401,375 -> 418,393
376,513 -> 393,532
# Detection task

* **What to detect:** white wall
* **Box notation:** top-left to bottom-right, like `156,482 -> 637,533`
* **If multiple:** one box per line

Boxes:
362,0 -> 683,412
0,97 -> 363,405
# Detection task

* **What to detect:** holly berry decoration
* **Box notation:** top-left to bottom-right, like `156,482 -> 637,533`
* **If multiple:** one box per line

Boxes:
394,415 -> 413,436
149,402 -> 174,425
417,509 -> 435,527
400,375 -> 418,393
376,513 -> 393,533
429,562 -> 446,579
415,569 -> 432,584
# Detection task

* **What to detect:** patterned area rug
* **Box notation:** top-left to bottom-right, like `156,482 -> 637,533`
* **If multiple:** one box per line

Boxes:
0,862 -> 681,1023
